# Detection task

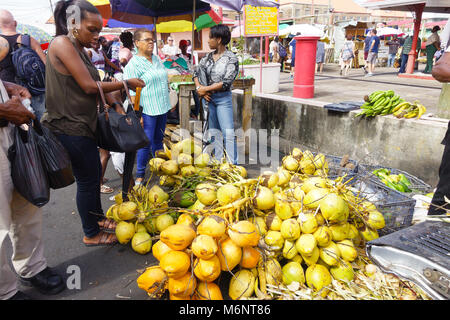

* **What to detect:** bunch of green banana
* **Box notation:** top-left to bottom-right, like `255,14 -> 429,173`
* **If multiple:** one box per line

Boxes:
372,169 -> 412,192
392,100 -> 427,119
356,90 -> 405,118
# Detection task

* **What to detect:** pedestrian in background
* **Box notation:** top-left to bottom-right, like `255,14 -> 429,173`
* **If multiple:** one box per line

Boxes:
424,26 -> 441,74
157,40 -> 166,60
340,34 -> 355,77
316,39 -> 325,74
269,36 -> 279,63
0,9 -> 47,120
399,34 -> 421,74
386,36 -> 400,68
365,29 -> 380,77
124,28 -> 171,186
193,24 -> 239,164
119,30 -> 134,67
361,30 -> 372,74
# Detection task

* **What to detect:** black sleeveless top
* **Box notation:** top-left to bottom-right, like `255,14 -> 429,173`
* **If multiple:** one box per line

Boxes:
0,34 -> 20,83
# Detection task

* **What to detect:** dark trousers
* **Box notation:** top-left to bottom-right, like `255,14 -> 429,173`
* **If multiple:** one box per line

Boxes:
424,44 -> 437,74
55,134 -> 103,237
399,53 -> 409,73
428,144 -> 450,215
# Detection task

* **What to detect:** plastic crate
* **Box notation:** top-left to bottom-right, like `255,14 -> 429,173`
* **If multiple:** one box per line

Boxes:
359,164 -> 432,194
344,175 -> 416,236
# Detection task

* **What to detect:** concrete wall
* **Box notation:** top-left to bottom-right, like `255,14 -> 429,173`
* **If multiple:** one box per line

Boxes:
232,91 -> 448,186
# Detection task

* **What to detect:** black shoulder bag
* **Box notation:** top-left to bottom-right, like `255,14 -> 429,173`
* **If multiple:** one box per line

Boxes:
96,81 -> 149,152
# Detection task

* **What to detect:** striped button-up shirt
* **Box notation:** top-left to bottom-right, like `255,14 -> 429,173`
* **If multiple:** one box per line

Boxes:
124,54 -> 171,116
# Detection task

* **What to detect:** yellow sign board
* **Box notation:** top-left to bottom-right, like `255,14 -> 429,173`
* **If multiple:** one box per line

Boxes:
244,5 -> 278,37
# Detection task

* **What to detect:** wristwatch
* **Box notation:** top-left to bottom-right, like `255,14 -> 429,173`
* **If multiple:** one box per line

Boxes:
196,86 -> 201,91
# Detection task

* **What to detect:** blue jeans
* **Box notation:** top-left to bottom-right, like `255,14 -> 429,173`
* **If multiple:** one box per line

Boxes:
387,53 -> 396,67
399,53 -> 409,73
31,94 -> 46,121
136,112 -> 167,178
205,91 -> 238,164
54,134 -> 103,238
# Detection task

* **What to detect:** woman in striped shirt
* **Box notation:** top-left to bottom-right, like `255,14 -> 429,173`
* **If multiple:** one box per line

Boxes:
124,28 -> 171,185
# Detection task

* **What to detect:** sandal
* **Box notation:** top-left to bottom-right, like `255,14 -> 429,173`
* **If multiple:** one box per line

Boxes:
100,184 -> 114,194
83,231 -> 117,247
98,218 -> 117,233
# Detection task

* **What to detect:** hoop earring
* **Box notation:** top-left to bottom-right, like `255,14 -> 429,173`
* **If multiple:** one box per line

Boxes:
72,29 -> 79,39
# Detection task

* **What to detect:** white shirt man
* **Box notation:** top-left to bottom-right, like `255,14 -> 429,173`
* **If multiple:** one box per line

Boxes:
162,37 -> 181,58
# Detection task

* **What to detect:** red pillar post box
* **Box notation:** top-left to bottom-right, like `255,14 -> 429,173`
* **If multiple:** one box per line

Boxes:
293,36 -> 320,99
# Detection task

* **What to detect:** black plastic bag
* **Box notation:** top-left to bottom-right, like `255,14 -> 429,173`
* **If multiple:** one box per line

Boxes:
33,120 -> 75,189
7,123 -> 49,207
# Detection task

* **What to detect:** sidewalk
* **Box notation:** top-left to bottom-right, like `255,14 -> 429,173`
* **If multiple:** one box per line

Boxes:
277,64 -> 443,115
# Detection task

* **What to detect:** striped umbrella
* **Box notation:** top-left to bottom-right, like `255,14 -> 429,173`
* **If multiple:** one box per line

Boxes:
16,23 -> 53,44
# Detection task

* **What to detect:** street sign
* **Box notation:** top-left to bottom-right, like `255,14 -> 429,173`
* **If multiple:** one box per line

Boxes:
244,5 -> 278,37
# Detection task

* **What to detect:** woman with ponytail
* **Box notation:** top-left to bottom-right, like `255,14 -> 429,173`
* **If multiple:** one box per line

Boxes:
42,0 -> 145,246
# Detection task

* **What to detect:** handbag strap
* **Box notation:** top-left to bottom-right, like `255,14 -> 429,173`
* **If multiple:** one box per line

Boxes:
122,80 -> 135,109
96,81 -> 110,114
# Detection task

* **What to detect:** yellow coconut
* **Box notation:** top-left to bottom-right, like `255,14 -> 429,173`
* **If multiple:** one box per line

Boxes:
313,225 -> 332,247
216,184 -> 241,206
197,215 -> 227,239
240,247 -> 261,269
282,155 -> 299,172
305,264 -> 332,294
275,198 -> 294,220
360,226 -> 379,241
195,183 -> 217,206
137,266 -> 167,296
304,187 -> 329,209
264,230 -> 284,250
319,193 -> 349,222
115,221 -> 136,244
149,157 -> 166,173
319,242 -> 341,267
160,250 -> 190,279
235,165 -> 247,178
301,177 -> 328,194
267,213 -> 283,231
160,224 -> 197,251
193,255 -> 221,282
155,214 -> 175,232
329,223 -> 350,242
195,281 -> 223,300
330,260 -> 354,282
131,232 -> 152,255
159,175 -> 176,187
160,159 -> 179,176
365,210 -> 386,230
297,212 -> 319,234
313,153 -> 326,169
152,240 -> 173,261
168,272 -> 197,297
143,218 -> 157,234
291,147 -> 303,160
336,239 -> 358,262
293,186 -> 306,201
259,171 -> 279,189
229,269 -> 255,300
295,234 -> 317,257
280,218 -> 301,241
299,156 -> 317,175
148,185 -> 170,204
176,213 -> 196,229
177,153 -> 193,167
194,153 -> 210,168
180,165 -> 197,177
217,237 -> 242,271
301,246 -> 320,266
228,221 -> 260,247
117,201 -> 138,221
253,186 -> 276,211
290,254 -> 303,265
277,168 -> 292,187
282,240 -> 298,260
282,261 -> 305,285
192,235 -> 218,260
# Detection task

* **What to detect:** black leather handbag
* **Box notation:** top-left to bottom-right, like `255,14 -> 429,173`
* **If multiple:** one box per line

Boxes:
96,81 -> 149,153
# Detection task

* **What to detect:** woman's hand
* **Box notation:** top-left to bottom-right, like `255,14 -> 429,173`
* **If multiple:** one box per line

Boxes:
126,78 -> 146,91
196,85 -> 208,97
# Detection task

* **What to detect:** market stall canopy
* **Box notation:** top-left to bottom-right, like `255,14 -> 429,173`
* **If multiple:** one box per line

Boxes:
279,24 -> 324,37
88,0 -> 112,19
155,10 -> 222,33
110,0 -> 212,25
201,0 -> 279,12
366,26 -> 405,36
106,18 -> 154,30
353,0 -> 450,13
